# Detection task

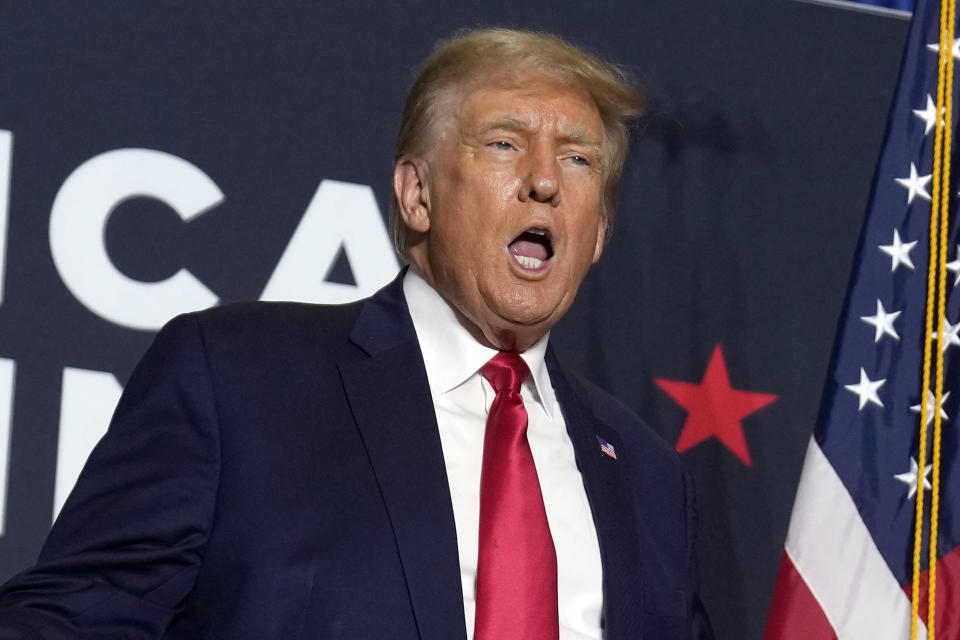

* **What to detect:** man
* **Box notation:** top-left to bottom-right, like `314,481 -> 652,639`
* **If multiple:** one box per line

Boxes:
0,28 -> 712,639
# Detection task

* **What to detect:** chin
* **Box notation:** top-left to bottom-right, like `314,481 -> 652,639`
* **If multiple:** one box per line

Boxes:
473,284 -> 571,347
505,293 -> 570,326
487,281 -> 561,315
484,294 -> 552,325
500,308 -> 554,328
489,305 -> 561,345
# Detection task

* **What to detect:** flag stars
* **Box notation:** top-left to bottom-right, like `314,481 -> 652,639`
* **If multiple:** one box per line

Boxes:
879,229 -> 918,272
893,456 -> 932,501
844,368 -> 885,410
913,95 -> 942,135
946,245 -> 960,286
931,316 -> 960,352
861,299 -> 901,342
894,163 -> 932,204
910,389 -> 950,426
926,38 -> 960,61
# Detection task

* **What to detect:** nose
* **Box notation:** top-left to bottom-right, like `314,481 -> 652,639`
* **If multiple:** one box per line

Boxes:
519,144 -> 561,206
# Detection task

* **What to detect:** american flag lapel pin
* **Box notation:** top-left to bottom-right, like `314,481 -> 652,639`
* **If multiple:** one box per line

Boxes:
597,436 -> 617,460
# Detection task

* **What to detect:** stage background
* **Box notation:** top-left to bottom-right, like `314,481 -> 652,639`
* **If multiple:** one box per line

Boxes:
0,1 -> 909,638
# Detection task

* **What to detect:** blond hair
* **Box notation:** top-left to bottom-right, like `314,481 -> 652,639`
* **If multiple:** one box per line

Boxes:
391,27 -> 646,254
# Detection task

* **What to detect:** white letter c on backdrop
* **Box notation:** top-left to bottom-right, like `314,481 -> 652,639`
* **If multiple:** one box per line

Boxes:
49,148 -> 221,331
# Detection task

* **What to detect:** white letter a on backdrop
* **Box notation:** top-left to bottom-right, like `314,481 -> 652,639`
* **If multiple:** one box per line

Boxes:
260,180 -> 398,304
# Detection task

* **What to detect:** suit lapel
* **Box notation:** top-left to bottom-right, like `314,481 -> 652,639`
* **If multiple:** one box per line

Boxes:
338,275 -> 467,640
547,350 -> 645,639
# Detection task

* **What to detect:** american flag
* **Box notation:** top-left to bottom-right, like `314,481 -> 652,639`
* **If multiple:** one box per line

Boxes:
763,0 -> 960,638
598,437 -> 617,460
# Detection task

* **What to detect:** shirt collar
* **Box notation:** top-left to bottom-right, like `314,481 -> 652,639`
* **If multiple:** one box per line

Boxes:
403,269 -> 557,419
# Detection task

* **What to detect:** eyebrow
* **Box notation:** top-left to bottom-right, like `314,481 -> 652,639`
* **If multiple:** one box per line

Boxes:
473,117 -> 530,136
562,125 -> 603,153
474,118 -> 603,153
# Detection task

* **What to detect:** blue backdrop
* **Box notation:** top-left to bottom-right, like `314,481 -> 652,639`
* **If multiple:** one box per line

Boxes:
0,2 -> 909,638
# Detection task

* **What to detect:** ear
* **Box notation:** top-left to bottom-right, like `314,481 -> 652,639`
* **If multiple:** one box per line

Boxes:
591,218 -> 607,264
393,156 -> 431,234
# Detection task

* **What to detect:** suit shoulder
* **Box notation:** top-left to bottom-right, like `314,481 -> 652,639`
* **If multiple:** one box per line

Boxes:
176,300 -> 362,340
151,300 -> 367,366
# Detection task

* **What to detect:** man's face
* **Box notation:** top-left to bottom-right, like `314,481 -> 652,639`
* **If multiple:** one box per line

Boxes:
397,77 -> 607,351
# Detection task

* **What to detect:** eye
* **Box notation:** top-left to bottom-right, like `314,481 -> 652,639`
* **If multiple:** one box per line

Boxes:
565,154 -> 592,167
490,140 -> 515,151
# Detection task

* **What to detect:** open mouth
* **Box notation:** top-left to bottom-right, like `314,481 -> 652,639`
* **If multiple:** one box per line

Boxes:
509,228 -> 554,271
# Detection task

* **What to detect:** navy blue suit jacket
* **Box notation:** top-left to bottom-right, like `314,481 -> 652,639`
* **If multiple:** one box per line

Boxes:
0,275 -> 711,639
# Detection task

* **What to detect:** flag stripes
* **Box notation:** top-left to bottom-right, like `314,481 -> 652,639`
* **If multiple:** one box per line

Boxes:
766,438 -> 927,640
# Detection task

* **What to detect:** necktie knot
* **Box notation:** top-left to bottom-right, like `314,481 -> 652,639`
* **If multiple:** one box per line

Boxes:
480,352 -> 530,394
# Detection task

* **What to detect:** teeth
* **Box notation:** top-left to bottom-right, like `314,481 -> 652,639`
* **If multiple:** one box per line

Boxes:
516,255 -> 543,269
529,229 -> 547,236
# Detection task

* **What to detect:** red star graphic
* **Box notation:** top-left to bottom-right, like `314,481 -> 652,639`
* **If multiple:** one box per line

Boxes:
654,345 -> 777,466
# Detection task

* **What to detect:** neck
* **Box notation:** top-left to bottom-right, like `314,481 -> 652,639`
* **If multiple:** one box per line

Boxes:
406,263 -> 546,352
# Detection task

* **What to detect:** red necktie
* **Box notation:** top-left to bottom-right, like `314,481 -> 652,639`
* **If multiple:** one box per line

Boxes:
474,352 -> 559,640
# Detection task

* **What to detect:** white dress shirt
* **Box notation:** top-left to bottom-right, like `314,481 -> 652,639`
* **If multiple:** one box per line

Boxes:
403,270 -> 604,640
